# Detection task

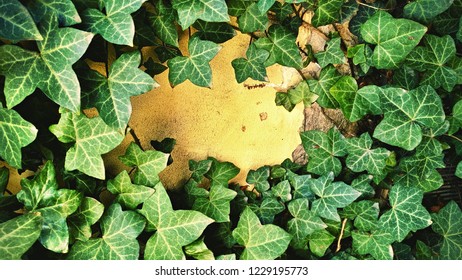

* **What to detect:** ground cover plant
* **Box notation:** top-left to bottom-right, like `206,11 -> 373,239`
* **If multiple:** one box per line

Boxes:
1,0 -> 462,260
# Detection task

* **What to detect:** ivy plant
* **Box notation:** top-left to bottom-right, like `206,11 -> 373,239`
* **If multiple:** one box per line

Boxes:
1,0 -> 462,260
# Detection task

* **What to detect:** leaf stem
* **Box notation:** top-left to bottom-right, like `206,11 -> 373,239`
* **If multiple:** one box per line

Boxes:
445,133 -> 462,144
127,125 -> 143,151
335,218 -> 348,253
356,0 -> 393,11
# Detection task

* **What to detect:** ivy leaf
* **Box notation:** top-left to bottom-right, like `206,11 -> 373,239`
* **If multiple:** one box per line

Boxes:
238,3 -> 269,33
107,171 -> 155,210
27,0 -> 81,26
271,180 -> 292,202
184,237 -> 214,260
300,128 -> 347,176
309,173 -> 361,222
50,111 -> 124,180
192,184 -> 237,222
228,0 -> 253,17
312,0 -> 343,27
308,229 -> 335,257
315,37 -> 345,68
232,207 -> 291,260
80,51 -> 157,130
431,201 -> 462,259
248,197 -> 285,224
68,203 -> 145,260
351,174 -> 375,199
403,0 -> 453,23
374,86 -> 445,151
307,65 -> 342,108
254,25 -> 302,69
330,76 -> 358,120
68,197 -> 104,242
232,43 -> 269,83
142,183 -> 214,260
172,0 -> 230,30
205,158 -> 240,187
189,159 -> 212,182
0,0 -> 42,41
0,108 -> 38,169
286,81 -> 318,109
406,35 -> 457,91
0,16 -> 93,110
378,185 -> 432,242
193,20 -> 236,43
349,85 -> 383,122
287,198 -> 327,250
345,133 -> 390,176
352,230 -> 394,260
119,142 -> 169,187
360,11 -> 427,69
290,174 -> 315,200
342,201 -> 379,231
149,1 -> 179,47
246,166 -> 270,193
82,0 -> 145,46
392,66 -> 419,90
0,213 -> 43,260
168,36 -> 221,88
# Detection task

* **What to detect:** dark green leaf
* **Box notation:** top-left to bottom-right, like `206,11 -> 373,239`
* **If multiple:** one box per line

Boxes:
290,174 -> 315,200
352,230 -> 393,260
27,0 -> 81,26
308,229 -> 335,257
149,1 -> 179,47
307,65 -> 342,108
194,20 -> 236,43
345,133 -> 390,175
238,3 -> 269,33
312,0 -> 343,27
246,166 -> 270,193
205,158 -> 240,187
248,197 -> 285,224
172,0 -> 230,30
330,76 -> 357,120
431,201 -> 462,259
192,184 -> 237,222
343,200 -> 379,231
0,0 -> 42,41
351,174 -> 375,199
232,43 -> 269,83
314,37 -> 345,68
189,159 -> 213,182
349,85 -> 383,122
392,66 -> 419,90
403,0 -> 453,23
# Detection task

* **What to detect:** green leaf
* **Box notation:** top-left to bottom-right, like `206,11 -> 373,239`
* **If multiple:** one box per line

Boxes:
27,0 -> 81,26
189,159 -> 212,182
456,161 -> 462,179
342,201 -> 379,231
142,183 -> 214,260
232,43 -> 269,83
271,180 -> 292,202
232,207 -> 291,260
308,229 -> 335,257
431,201 -> 462,259
287,198 -> 327,249
168,36 -> 221,88
393,66 -> 419,90
82,0 -> 145,46
0,108 -> 38,169
0,167 -> 8,196
290,174 -> 315,200
107,171 -> 155,209
315,37 -> 345,68
149,1 -> 179,47
80,51 -> 156,129
194,20 -> 236,43
351,174 -> 375,199
216,254 -> 236,260
373,86 -> 445,151
119,142 -> 169,187
0,16 -> 93,110
349,85 -> 383,122
360,11 -> 427,69
238,3 -> 269,33
275,92 -> 295,112
352,230 -> 394,260
50,111 -> 124,180
254,25 -> 302,69
345,133 -> 390,175
184,237 -> 215,260
330,76 -> 357,119
287,81 -> 318,108
406,35 -> 457,91
300,128 -> 347,176
309,173 -> 361,222
246,166 -> 270,193
68,197 -> 104,242
248,197 -> 285,224
172,0 -> 230,30
192,184 -> 237,222
0,213 -> 43,260
378,185 -> 432,242
68,203 -> 146,260
312,0 -> 343,27
0,0 -> 42,41
205,158 -> 240,187
307,65 -> 342,108
403,0 -> 453,23
228,0 -> 253,17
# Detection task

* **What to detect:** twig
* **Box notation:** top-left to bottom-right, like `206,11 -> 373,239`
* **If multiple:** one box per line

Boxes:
335,218 -> 348,253
446,133 -> 462,144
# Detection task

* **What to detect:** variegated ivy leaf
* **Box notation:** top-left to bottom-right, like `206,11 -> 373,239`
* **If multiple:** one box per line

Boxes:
378,185 -> 432,242
352,230 -> 394,260
68,197 -> 104,242
50,111 -> 124,180
27,0 -> 81,26
406,35 -> 458,91
374,86 -> 445,151
119,142 -> 169,187
204,157 -> 240,187
246,166 -> 270,193
254,24 -> 303,69
309,173 -> 361,222
0,213 -> 43,260
330,76 -> 358,120
17,161 -> 83,253
149,1 -> 179,47
82,0 -> 145,46
345,133 -> 391,176
141,183 -> 214,260
192,184 -> 237,222
315,37 -> 345,68
248,197 -> 285,224
300,127 -> 347,176
342,200 -> 379,232
0,108 -> 38,169
308,229 -> 335,257
107,171 -> 155,209
68,203 -> 145,260
80,51 -> 157,130
307,65 -> 342,108
431,201 -> 462,260
0,16 -> 93,110
232,207 -> 291,260
311,0 -> 343,27
172,0 -> 230,30
0,0 -> 42,41
238,3 -> 269,33
287,198 -> 327,250
232,43 -> 269,83
168,36 -> 221,88
403,0 -> 453,23
349,85 -> 383,122
360,11 -> 427,69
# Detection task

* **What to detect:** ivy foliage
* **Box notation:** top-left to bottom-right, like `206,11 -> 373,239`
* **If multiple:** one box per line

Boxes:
1,0 -> 462,260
